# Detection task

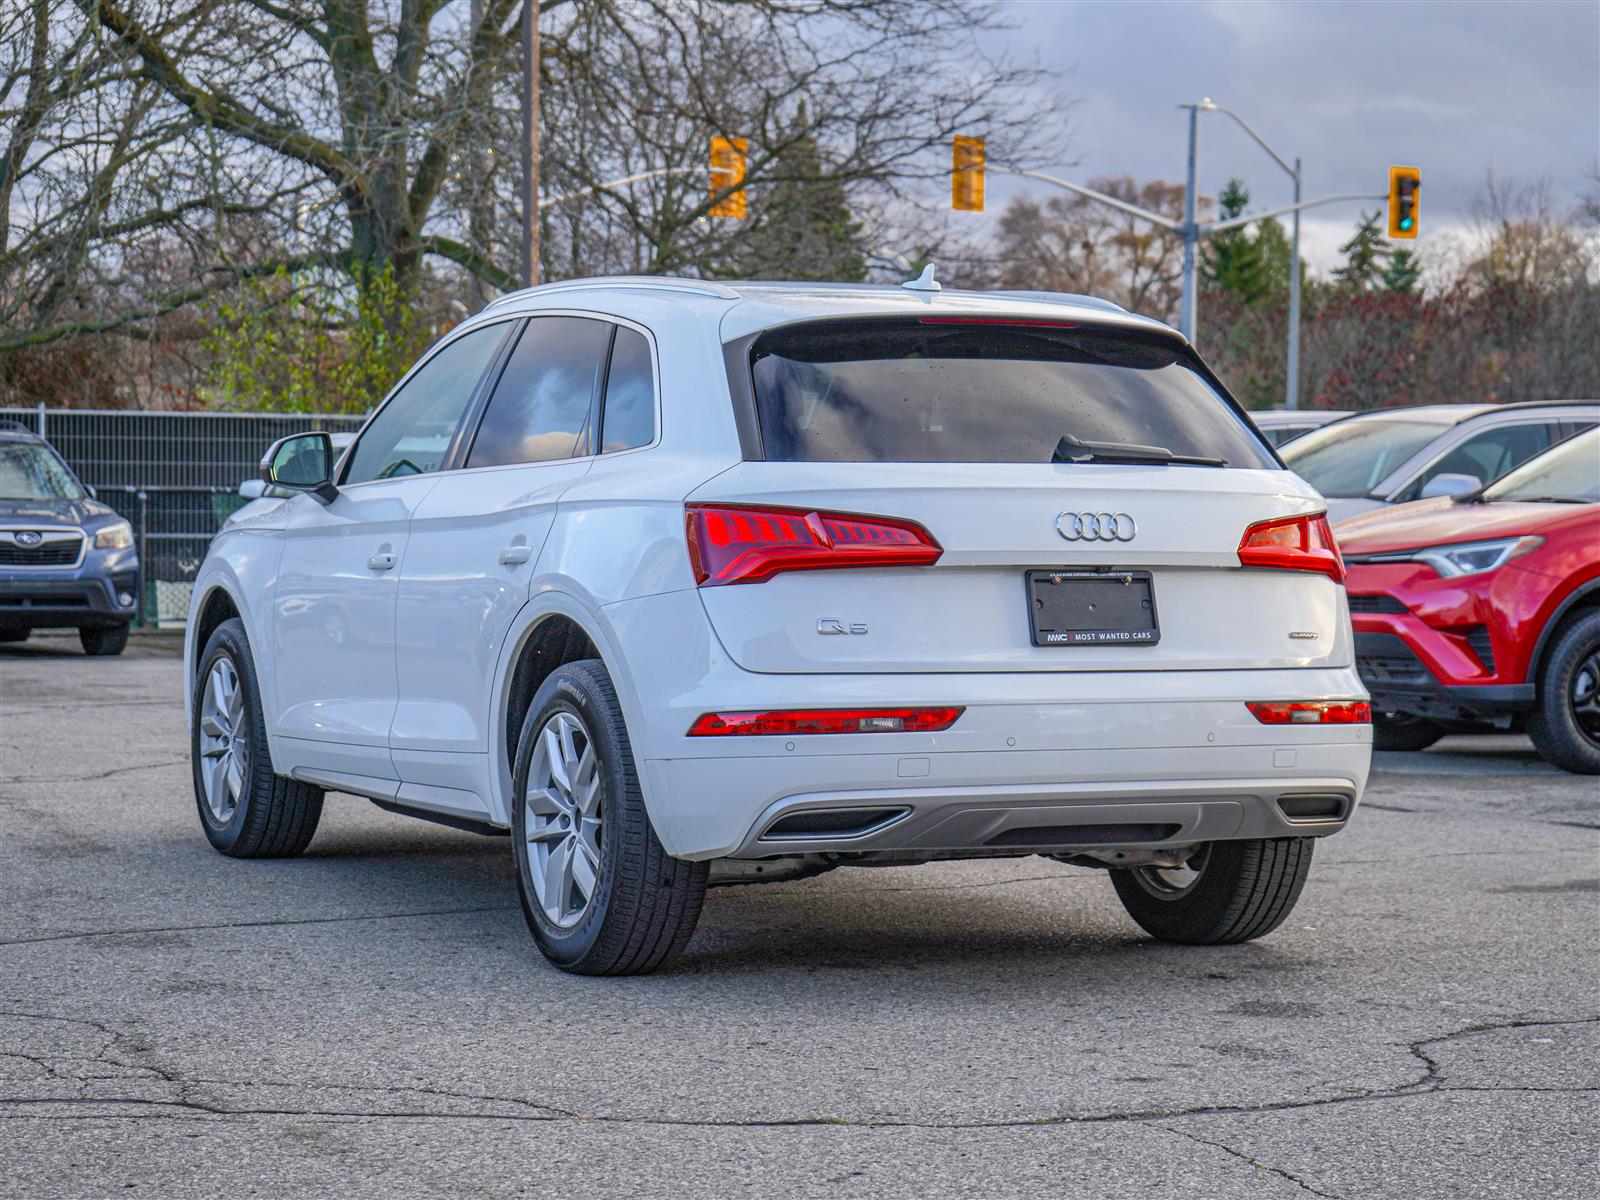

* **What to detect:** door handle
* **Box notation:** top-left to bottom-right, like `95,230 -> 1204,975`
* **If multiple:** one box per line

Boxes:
367,552 -> 397,571
498,545 -> 532,566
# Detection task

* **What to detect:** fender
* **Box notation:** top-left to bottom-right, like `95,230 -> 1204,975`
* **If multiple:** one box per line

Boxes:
183,532 -> 286,762
1528,578 -> 1600,682
485,587 -> 649,828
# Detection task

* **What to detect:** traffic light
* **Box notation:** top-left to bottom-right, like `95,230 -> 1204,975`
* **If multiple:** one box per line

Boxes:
709,135 -> 747,219
1387,165 -> 1420,239
952,135 -> 985,212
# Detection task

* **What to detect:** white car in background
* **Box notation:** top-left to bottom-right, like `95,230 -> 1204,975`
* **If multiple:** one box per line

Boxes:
186,276 -> 1372,975
1281,401 -> 1599,522
1248,408 -> 1352,447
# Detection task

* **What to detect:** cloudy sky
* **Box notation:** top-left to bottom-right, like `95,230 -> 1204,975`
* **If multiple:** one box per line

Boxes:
974,0 -> 1599,273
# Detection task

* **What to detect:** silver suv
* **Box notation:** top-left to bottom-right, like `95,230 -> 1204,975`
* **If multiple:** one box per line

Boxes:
187,276 -> 1372,974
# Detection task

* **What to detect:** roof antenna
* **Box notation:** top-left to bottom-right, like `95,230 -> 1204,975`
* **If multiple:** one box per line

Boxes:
901,263 -> 941,292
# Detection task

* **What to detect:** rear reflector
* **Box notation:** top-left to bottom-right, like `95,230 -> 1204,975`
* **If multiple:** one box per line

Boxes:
1237,513 -> 1345,583
685,503 -> 941,586
688,706 -> 964,737
1247,701 -> 1372,725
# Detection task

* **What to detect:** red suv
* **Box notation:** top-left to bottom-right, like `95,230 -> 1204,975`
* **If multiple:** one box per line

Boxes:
1337,429 -> 1600,771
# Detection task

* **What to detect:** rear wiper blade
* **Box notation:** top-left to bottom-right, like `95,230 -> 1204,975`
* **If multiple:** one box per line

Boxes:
1052,434 -> 1227,468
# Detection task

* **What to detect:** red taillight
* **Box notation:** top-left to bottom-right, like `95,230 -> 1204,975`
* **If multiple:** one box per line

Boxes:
688,707 -> 965,737
685,503 -> 942,586
1237,513 -> 1345,583
1247,701 -> 1372,725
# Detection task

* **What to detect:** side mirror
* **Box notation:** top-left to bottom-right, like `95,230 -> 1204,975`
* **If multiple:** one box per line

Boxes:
1418,472 -> 1482,501
238,479 -> 266,500
260,432 -> 337,503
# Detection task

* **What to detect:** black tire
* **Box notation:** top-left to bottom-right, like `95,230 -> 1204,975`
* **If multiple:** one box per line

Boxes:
1110,837 -> 1314,945
1527,610 -> 1600,774
511,659 -> 707,975
1371,711 -> 1445,752
0,628 -> 29,644
191,617 -> 324,857
79,624 -> 129,656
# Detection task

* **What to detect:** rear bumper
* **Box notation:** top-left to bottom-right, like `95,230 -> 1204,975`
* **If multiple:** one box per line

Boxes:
0,568 -> 139,628
637,670 -> 1372,860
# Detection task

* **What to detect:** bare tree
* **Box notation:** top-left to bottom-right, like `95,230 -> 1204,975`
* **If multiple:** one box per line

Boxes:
72,1 -> 1052,296
988,177 -> 1191,320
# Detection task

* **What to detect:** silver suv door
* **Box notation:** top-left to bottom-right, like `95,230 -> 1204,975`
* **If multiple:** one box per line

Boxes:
390,315 -> 618,814
269,322 -> 511,785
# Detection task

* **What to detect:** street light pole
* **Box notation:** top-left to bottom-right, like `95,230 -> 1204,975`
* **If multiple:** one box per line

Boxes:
1288,157 -> 1302,410
1187,101 -> 1312,407
1179,103 -> 1199,342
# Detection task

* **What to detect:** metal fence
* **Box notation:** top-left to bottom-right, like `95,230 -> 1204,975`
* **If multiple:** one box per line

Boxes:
2,405 -> 366,626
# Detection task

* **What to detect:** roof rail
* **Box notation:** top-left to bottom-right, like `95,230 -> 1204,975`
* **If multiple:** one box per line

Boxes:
484,275 -> 741,311
987,289 -> 1126,313
0,418 -> 39,436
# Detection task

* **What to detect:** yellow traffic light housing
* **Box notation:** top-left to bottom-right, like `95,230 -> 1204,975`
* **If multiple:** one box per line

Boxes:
952,135 -> 985,213
709,136 -> 747,219
1387,165 -> 1420,239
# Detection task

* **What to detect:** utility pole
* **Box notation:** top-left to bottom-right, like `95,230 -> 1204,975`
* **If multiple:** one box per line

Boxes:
468,0 -> 491,309
520,0 -> 540,289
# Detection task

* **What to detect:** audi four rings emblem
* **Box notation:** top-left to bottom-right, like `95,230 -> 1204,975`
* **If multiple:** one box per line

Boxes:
1056,512 -> 1137,542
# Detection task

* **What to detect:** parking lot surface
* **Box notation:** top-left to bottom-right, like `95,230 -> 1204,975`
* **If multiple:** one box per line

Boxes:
2,633 -> 1596,1198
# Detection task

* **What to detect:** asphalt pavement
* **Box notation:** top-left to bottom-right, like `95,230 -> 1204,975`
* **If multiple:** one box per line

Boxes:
1,632 -> 1596,1199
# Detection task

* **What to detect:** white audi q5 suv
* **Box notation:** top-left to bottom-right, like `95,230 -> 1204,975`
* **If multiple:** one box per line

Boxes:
186,275 -> 1371,974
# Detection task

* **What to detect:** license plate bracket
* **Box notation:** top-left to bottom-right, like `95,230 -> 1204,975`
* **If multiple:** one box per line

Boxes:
1026,569 -> 1160,647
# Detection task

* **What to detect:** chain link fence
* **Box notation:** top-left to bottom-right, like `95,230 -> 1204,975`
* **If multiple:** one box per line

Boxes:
2,405 -> 366,626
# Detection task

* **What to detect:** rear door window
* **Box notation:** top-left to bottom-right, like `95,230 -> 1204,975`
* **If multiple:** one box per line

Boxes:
744,318 -> 1273,467
466,316 -> 611,469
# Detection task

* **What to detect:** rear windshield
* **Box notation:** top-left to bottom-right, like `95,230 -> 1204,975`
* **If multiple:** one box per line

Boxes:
1280,416 -> 1443,497
745,318 -> 1275,468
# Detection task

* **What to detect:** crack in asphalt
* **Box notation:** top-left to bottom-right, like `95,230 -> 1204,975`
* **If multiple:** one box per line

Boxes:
1320,846 -> 1597,868
0,698 -> 172,718
4,757 -> 189,785
1159,1125 -> 1344,1199
0,1013 -> 1593,1133
0,905 -> 517,948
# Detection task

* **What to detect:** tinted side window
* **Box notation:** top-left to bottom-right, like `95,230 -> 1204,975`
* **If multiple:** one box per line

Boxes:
345,324 -> 509,485
467,317 -> 611,468
1399,422 -> 1560,499
601,327 -> 656,453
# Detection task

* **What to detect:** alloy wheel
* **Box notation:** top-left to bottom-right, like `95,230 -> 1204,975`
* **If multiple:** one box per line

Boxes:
1129,844 -> 1210,899
524,711 -> 604,928
1571,647 -> 1600,747
198,657 -> 249,824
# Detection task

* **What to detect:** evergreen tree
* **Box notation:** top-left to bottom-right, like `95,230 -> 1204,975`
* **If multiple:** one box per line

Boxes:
1202,179 -> 1268,301
1334,211 -> 1390,291
1254,216 -> 1297,296
1382,247 -> 1422,294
